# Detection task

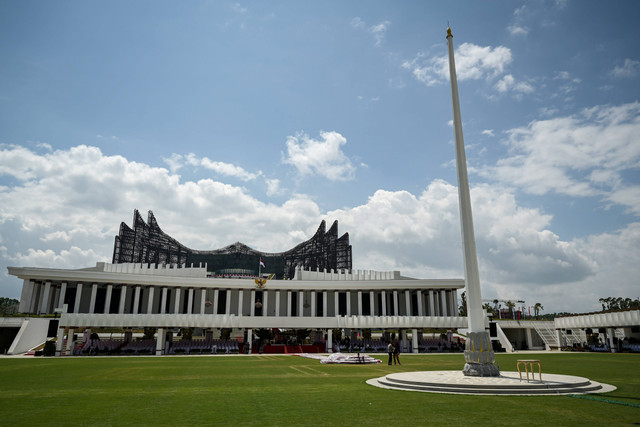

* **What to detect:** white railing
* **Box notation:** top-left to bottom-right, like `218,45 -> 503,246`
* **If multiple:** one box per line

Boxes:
293,266 -> 400,281
96,262 -> 208,278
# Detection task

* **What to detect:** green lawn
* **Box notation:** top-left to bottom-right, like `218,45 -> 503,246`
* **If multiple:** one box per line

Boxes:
0,353 -> 638,426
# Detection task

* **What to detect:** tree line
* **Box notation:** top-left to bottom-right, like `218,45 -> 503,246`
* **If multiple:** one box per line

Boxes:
598,297 -> 640,311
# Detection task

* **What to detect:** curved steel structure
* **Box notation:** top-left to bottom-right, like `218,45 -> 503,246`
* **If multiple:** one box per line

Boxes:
112,210 -> 352,279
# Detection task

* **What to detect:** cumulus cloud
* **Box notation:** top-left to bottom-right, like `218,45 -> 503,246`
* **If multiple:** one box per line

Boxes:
478,102 -> 640,212
329,181 -> 596,286
282,131 -> 356,181
403,42 -> 513,87
0,144 -> 637,313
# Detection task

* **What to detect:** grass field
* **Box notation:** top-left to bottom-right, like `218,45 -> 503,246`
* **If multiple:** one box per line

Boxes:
0,352 -> 638,426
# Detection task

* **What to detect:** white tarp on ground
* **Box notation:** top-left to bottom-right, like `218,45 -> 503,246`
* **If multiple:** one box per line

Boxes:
296,352 -> 381,364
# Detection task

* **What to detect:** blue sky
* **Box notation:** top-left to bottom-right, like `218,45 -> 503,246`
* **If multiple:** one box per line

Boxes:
1,0 -> 639,313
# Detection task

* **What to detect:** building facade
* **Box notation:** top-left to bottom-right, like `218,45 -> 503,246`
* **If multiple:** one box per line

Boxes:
7,213 -> 468,356
9,262 -> 465,355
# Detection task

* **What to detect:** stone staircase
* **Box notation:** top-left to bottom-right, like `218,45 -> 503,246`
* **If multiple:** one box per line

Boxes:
367,370 -> 615,395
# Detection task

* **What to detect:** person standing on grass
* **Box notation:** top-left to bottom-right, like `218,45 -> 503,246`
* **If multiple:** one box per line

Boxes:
393,340 -> 401,365
387,342 -> 394,365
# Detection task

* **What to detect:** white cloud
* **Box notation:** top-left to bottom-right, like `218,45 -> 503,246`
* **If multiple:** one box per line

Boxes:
328,181 -> 613,311
610,58 -> 640,78
478,102 -> 640,212
0,144 -> 637,313
369,20 -> 391,47
163,153 -> 261,181
350,17 -> 365,30
494,74 -> 534,94
9,246 -> 106,269
507,25 -> 529,36
265,178 -> 283,197
482,129 -> 495,137
351,17 -> 391,47
403,43 -> 512,87
36,142 -> 52,151
231,3 -> 247,14
282,131 -> 356,181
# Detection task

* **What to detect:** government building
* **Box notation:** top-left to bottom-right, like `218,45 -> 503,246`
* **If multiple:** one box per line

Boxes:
7,210 -> 465,356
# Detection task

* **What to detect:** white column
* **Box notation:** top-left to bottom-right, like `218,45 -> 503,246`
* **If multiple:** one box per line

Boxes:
225,290 -> 231,315
58,282 -> 67,310
381,291 -> 387,316
440,290 -> 447,316
429,290 -> 435,316
451,289 -> 458,316
201,289 -> 207,314
147,286 -> 155,314
119,285 -> 127,314
417,290 -> 424,316
346,291 -> 351,316
187,288 -> 194,314
311,291 -> 316,317
556,329 -> 563,348
66,328 -> 75,355
606,328 -> 615,350
74,283 -> 83,314
55,327 -> 65,356
357,291 -> 362,316
29,281 -> 39,313
334,291 -> 340,316
248,328 -> 253,353
160,287 -> 168,314
19,280 -> 34,313
156,328 -> 165,356
33,282 -> 43,314
104,284 -> 113,314
238,289 -> 244,316
298,291 -> 304,317
323,291 -> 328,317
89,283 -> 98,314
250,289 -> 256,316
412,328 -> 419,353
133,286 -> 141,314
287,291 -> 292,317
525,328 -> 533,350
174,288 -> 181,314
405,290 -> 411,316
393,290 -> 399,316
370,291 -> 375,316
327,329 -> 333,353
40,281 -> 52,314
213,289 -> 219,315
263,290 -> 269,316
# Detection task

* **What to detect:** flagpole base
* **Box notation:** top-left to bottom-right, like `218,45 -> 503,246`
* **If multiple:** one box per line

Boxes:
462,331 -> 500,377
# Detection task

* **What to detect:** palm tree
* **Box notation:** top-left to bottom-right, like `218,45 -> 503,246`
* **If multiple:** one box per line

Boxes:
505,300 -> 516,318
458,291 -> 467,316
534,302 -> 544,319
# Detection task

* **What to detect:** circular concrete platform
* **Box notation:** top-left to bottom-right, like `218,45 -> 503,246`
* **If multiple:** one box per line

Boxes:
367,370 -> 616,395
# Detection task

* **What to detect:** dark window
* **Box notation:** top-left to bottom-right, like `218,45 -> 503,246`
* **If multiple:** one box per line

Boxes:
338,292 -> 347,315
217,290 -> 227,314
316,292 -> 323,316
